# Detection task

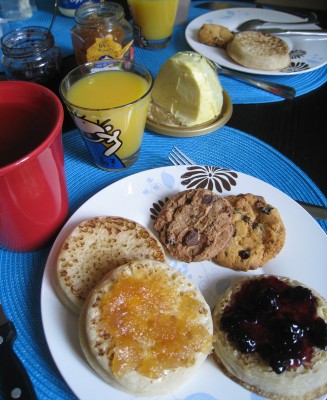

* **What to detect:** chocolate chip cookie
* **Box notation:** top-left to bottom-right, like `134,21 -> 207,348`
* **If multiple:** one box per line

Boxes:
154,189 -> 234,262
198,24 -> 235,48
214,193 -> 286,271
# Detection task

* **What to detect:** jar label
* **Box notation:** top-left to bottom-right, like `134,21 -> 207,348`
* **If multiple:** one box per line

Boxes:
86,37 -> 134,62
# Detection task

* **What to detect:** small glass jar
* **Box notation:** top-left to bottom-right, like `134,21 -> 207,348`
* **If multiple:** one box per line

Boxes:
71,2 -> 134,65
1,26 -> 62,84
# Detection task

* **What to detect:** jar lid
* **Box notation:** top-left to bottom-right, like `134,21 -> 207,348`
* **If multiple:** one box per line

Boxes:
74,2 -> 124,27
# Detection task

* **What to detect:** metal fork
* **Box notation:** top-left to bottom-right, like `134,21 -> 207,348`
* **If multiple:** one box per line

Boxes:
168,146 -> 195,166
168,146 -> 327,220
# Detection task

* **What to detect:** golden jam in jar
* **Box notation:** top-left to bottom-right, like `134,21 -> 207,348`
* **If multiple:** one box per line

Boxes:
71,2 -> 134,65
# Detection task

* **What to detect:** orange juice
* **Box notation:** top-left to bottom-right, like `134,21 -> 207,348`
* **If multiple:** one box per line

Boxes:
128,0 -> 178,40
66,70 -> 151,162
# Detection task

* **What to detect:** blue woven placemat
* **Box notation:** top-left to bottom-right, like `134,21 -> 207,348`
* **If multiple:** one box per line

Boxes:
0,126 -> 326,400
1,2 -> 327,103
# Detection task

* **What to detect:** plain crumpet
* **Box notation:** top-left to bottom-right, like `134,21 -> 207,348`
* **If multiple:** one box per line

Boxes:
55,216 -> 166,314
79,259 -> 213,396
226,31 -> 291,71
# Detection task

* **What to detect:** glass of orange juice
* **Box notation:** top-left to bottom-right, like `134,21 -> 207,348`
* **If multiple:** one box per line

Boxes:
127,0 -> 179,49
60,60 -> 153,171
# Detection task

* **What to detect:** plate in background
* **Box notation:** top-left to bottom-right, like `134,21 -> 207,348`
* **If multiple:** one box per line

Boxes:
185,8 -> 327,76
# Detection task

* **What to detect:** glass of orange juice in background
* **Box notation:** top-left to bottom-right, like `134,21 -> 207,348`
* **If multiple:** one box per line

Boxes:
60,60 -> 153,171
127,0 -> 179,49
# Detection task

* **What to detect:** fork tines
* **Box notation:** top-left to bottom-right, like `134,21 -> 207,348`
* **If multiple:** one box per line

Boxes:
168,146 -> 195,166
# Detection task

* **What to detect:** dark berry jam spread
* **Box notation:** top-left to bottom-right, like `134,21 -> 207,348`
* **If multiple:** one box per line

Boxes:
220,276 -> 327,374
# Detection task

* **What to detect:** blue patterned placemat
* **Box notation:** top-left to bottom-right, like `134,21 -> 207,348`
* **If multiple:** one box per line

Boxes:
1,2 -> 327,103
0,126 -> 326,400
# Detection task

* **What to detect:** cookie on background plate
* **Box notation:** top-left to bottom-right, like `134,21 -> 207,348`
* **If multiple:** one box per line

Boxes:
198,23 -> 235,48
154,188 -> 234,262
79,259 -> 213,396
55,216 -> 166,314
214,193 -> 286,270
212,275 -> 327,400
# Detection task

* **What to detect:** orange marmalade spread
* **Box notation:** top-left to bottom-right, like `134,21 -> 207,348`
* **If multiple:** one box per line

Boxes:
71,2 -> 134,65
99,267 -> 212,378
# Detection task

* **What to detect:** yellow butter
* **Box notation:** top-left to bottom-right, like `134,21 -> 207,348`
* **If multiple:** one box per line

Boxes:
150,52 -> 223,127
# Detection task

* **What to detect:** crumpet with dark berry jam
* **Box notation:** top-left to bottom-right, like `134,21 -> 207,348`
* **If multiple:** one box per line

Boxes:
212,275 -> 327,400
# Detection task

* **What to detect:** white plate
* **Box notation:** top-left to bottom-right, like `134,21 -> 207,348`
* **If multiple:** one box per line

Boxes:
41,165 -> 327,400
185,8 -> 327,75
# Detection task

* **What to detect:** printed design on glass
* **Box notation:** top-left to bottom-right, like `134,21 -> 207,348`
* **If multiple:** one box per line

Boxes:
149,165 -> 238,220
71,112 -> 125,168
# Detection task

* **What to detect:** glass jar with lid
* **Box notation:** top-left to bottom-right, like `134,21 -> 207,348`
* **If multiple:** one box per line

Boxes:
71,1 -> 134,65
1,26 -> 62,84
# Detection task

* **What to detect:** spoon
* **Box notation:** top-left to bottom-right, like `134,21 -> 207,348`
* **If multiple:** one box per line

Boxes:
47,0 -> 59,37
215,63 -> 296,100
236,12 -> 318,32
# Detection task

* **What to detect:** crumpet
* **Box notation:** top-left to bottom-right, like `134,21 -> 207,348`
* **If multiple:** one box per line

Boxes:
212,275 -> 327,399
79,260 -> 213,396
226,31 -> 291,71
55,216 -> 166,313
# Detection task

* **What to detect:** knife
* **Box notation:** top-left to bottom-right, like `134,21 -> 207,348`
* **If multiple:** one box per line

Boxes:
194,2 -> 251,10
194,2 -> 319,19
0,303 -> 37,400
296,201 -> 327,220
256,28 -> 327,36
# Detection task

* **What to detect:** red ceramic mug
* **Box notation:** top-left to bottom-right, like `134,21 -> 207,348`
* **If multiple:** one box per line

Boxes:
0,81 -> 69,252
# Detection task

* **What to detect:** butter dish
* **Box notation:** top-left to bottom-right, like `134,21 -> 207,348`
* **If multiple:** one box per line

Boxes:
146,90 -> 232,137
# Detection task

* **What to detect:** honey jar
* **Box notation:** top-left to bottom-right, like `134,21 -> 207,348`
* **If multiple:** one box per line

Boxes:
71,1 -> 134,65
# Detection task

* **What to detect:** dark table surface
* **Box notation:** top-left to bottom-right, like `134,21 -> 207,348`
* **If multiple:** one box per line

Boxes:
229,81 -> 327,197
1,2 -> 326,197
